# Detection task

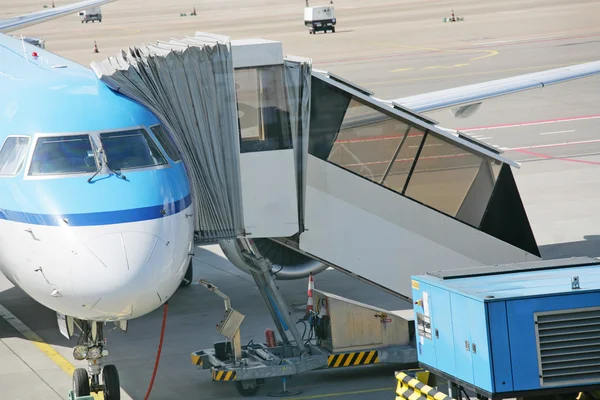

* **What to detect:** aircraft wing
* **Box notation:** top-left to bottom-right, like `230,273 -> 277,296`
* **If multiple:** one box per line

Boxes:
384,61 -> 600,115
0,0 -> 116,33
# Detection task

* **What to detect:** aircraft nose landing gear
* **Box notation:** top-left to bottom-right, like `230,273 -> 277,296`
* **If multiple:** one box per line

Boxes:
72,321 -> 121,400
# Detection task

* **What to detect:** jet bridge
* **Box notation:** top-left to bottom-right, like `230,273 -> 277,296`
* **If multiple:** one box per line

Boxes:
92,32 -> 540,301
91,32 -> 544,396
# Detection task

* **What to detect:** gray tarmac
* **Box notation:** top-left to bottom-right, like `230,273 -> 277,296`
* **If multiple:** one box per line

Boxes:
2,0 -> 600,399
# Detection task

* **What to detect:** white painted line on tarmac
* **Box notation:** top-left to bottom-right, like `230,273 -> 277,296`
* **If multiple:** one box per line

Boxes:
459,114 -> 600,132
470,40 -> 510,45
502,138 -> 600,152
539,130 -> 575,135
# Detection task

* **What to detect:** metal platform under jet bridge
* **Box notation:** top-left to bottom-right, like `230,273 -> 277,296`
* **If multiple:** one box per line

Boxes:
92,32 -> 541,301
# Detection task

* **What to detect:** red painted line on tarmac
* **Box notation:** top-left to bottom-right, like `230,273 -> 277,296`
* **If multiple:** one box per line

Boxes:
459,114 -> 600,132
514,149 -> 600,165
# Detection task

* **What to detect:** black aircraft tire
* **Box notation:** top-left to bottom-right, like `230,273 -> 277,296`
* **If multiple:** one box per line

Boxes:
103,364 -> 121,400
73,368 -> 90,397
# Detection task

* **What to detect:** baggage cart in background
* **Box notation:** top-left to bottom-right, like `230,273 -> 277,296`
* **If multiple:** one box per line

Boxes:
304,6 -> 336,34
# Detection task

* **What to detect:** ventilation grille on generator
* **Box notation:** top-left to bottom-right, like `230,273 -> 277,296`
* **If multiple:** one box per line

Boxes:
535,306 -> 600,387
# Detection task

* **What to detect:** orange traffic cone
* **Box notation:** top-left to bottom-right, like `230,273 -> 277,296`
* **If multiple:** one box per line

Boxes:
93,41 -> 99,53
305,273 -> 315,317
451,9 -> 456,22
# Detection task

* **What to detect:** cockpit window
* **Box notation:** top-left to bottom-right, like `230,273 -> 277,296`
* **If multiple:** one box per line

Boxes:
0,136 -> 30,176
150,125 -> 182,162
29,135 -> 97,176
99,129 -> 167,170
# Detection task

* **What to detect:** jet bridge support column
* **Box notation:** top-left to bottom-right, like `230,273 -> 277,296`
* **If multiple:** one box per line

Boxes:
192,239 -> 328,396
237,238 -> 307,357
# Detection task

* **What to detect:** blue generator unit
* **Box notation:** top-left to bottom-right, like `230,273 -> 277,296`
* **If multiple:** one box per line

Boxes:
410,256 -> 600,399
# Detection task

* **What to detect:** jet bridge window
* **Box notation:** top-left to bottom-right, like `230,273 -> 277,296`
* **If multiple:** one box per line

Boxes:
308,77 -> 500,227
0,136 -> 30,176
99,129 -> 167,170
403,133 -> 492,225
234,66 -> 293,153
28,135 -> 97,176
328,98 -> 419,183
380,127 -> 426,193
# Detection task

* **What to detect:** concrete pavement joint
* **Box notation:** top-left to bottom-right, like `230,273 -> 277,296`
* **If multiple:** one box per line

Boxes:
0,336 -> 62,399
0,303 -> 74,376
0,303 -> 106,399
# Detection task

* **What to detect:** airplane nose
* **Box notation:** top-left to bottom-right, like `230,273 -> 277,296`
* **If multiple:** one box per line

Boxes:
70,231 -> 178,319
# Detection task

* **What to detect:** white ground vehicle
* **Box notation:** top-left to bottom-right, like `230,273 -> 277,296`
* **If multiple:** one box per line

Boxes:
79,6 -> 102,23
304,6 -> 336,34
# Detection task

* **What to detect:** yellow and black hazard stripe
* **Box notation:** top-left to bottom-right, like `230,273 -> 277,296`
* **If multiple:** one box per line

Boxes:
190,352 -> 203,367
396,372 -> 453,400
396,384 -> 427,400
327,350 -> 379,368
212,369 -> 237,381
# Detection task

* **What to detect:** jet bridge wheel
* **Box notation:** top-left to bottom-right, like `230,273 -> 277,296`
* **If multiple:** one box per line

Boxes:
235,380 -> 261,397
73,368 -> 91,397
102,364 -> 121,400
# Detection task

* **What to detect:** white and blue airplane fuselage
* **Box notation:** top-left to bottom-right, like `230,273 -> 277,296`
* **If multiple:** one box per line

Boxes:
0,33 -> 195,322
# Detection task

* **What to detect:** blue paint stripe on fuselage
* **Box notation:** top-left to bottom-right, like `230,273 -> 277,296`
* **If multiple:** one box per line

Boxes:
0,193 -> 192,226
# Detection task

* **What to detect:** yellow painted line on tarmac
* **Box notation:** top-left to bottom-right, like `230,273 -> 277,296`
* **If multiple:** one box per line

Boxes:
423,64 -> 468,69
391,67 -> 414,72
377,41 -> 498,72
369,62 -> 581,86
286,386 -> 395,399
0,303 -> 75,375
379,42 -> 499,61
113,26 -> 141,33
0,303 -> 104,399
469,50 -> 498,61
